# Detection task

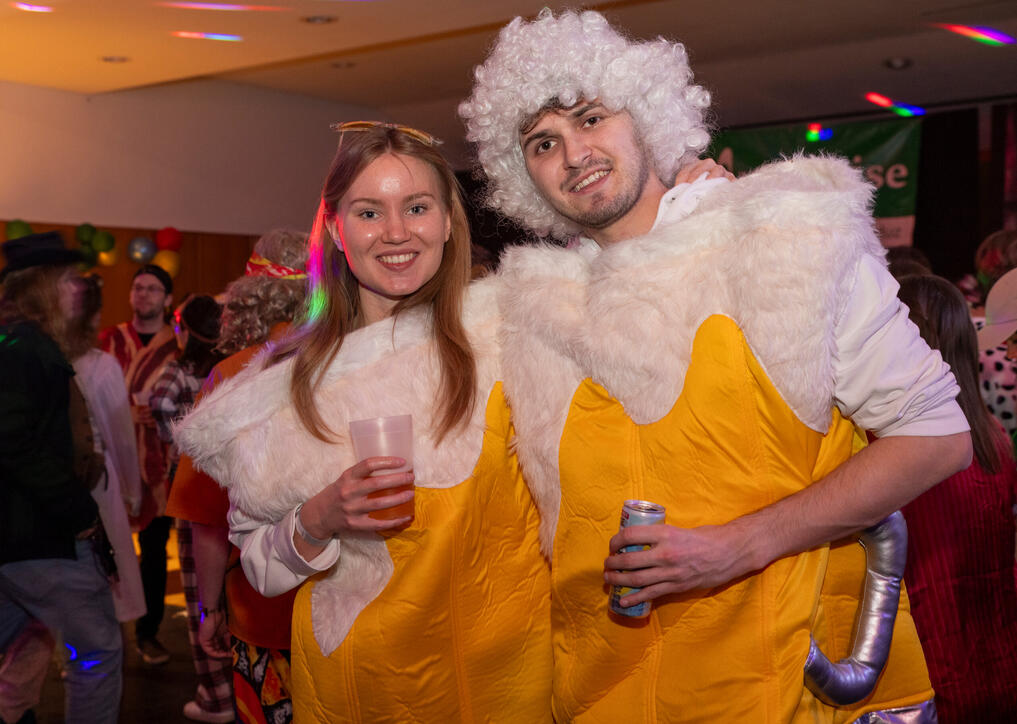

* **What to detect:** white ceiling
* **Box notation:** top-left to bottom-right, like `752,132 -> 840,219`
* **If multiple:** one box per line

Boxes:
2,0 -> 1016,165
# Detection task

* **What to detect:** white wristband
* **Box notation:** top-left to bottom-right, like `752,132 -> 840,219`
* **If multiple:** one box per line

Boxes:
293,502 -> 332,547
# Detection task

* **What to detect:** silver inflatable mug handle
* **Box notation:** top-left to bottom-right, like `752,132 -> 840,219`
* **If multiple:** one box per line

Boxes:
803,511 -> 908,706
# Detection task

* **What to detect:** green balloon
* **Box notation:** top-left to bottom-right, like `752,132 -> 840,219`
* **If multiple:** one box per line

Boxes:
5,219 -> 33,240
76,223 -> 96,243
77,244 -> 98,268
92,230 -> 114,252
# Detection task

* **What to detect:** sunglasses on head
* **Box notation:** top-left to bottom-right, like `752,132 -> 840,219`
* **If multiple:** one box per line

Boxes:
330,120 -> 442,147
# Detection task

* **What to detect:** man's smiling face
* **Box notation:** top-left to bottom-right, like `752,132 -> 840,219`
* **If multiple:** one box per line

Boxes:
520,102 -> 655,237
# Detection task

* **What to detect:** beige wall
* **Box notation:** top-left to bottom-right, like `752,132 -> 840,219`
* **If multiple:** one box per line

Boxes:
0,78 -> 379,236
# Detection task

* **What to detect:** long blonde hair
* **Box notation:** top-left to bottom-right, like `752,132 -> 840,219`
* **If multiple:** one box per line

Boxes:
268,125 -> 475,443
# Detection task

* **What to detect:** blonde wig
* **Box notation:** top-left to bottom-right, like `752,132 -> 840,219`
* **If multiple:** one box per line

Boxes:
459,8 -> 712,239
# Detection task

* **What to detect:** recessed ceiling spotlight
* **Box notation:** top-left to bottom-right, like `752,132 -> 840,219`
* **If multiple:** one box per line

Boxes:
12,2 -> 54,11
302,15 -> 337,24
100,56 -> 131,63
883,57 -> 913,71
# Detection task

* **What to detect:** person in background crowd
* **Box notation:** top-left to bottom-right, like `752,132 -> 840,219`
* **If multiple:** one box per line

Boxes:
150,294 -> 230,723
167,228 -> 309,724
457,9 -> 970,721
151,295 -> 223,475
100,263 -> 178,666
0,231 -> 122,724
972,230 -> 1017,453
0,619 -> 52,724
896,273 -> 1017,722
70,274 -> 146,623
885,245 -> 932,281
99,263 -> 175,371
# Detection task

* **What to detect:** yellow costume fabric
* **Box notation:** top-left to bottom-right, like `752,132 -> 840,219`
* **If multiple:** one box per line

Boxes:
291,382 -> 552,724
550,315 -> 931,722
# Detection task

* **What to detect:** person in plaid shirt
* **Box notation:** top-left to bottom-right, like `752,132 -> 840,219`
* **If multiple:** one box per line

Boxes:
150,294 -> 229,723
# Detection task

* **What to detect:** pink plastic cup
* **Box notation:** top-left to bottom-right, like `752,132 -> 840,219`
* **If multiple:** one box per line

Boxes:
348,414 -> 414,521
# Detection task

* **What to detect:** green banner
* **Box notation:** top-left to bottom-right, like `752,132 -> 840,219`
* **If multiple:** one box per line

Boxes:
710,118 -> 922,246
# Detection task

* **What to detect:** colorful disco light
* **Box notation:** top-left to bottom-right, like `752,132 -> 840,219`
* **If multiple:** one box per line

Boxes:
304,200 -> 330,323
172,31 -> 243,41
865,92 -> 925,117
12,2 -> 54,11
159,2 -> 285,10
806,123 -> 833,142
934,23 -> 1015,46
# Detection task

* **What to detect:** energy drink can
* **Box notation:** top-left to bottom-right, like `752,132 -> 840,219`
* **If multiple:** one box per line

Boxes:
609,499 -> 666,618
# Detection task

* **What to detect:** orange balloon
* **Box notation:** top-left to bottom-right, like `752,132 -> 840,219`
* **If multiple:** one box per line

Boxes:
152,249 -> 181,278
97,248 -> 119,266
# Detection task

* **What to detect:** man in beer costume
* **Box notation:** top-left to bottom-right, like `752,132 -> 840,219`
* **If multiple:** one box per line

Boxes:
459,10 -> 972,722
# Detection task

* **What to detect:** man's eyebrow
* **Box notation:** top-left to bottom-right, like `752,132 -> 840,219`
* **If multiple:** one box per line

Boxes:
521,103 -> 606,152
521,128 -> 551,152
568,103 -> 603,119
524,102 -> 602,150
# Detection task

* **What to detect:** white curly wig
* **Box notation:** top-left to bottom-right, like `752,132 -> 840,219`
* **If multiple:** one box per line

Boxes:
459,8 -> 712,239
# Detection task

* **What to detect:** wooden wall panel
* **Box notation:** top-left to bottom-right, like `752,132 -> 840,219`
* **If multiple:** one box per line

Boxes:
1,220 -> 257,329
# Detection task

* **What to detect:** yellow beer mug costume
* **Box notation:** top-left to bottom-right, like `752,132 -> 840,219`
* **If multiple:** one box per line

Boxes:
178,278 -> 552,723
498,157 -> 938,723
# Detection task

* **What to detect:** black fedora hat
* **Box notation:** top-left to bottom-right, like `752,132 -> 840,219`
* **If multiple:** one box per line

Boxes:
1,231 -> 84,281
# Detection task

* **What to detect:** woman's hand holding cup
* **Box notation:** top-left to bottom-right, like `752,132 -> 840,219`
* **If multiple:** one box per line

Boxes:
292,415 -> 415,561
306,457 -> 414,534
293,457 -> 414,560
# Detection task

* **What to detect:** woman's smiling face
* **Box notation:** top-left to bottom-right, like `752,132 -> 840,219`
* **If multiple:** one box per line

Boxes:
329,152 -> 451,325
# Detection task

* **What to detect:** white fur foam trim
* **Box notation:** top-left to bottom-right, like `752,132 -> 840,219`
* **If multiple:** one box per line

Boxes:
498,243 -> 589,554
176,278 -> 502,653
311,533 -> 393,655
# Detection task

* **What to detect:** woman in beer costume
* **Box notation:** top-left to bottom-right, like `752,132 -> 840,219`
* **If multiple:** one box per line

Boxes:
177,123 -> 552,722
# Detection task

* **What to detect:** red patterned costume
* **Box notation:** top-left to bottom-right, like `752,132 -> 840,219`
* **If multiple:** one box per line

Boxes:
900,424 -> 1017,722
99,322 -> 178,527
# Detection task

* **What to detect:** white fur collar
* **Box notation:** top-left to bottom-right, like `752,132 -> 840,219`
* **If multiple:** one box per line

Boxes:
176,277 -> 501,654
499,155 -> 884,552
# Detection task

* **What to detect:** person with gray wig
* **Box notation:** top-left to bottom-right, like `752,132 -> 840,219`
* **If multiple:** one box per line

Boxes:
461,8 -> 971,722
166,228 -> 308,723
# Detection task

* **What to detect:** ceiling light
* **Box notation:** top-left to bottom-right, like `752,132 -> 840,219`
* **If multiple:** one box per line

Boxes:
302,15 -> 337,24
12,2 -> 54,11
100,56 -> 131,63
883,57 -> 913,71
172,31 -> 244,41
806,123 -> 833,142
